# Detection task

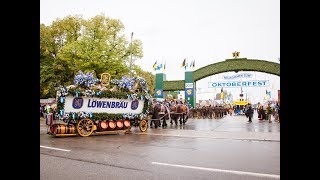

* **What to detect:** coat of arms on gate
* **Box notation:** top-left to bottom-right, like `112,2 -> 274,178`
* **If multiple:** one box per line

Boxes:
100,73 -> 111,87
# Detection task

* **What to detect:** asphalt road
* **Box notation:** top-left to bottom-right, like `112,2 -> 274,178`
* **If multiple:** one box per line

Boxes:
40,115 -> 280,180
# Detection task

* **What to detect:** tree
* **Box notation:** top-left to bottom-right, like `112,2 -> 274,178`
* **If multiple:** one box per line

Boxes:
40,16 -> 83,98
58,14 -> 143,80
132,65 -> 155,95
40,14 -> 145,98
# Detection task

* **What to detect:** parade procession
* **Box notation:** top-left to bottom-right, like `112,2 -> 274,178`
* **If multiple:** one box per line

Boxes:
40,2 -> 280,179
45,71 -> 194,137
44,66 -> 280,138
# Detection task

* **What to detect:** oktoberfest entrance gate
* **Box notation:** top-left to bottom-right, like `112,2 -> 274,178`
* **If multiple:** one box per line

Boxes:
154,58 -> 280,108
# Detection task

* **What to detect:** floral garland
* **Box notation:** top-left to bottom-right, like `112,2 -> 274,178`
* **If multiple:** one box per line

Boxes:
56,71 -> 152,122
73,70 -> 100,88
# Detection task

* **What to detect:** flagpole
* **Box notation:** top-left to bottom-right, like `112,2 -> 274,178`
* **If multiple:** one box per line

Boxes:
129,32 -> 133,78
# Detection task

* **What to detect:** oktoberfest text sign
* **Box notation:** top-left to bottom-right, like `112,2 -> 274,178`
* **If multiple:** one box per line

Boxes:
208,80 -> 269,88
64,96 -> 144,114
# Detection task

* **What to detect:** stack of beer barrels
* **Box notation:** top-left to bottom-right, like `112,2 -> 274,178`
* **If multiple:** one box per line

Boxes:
98,119 -> 131,131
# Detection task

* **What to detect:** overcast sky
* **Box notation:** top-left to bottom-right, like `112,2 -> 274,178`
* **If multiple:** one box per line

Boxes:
40,0 -> 280,104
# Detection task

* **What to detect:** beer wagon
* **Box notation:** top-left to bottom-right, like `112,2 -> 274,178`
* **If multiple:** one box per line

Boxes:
46,71 -> 152,137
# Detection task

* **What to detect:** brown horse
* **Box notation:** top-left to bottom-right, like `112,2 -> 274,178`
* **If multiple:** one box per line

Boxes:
149,103 -> 171,128
169,104 -> 189,125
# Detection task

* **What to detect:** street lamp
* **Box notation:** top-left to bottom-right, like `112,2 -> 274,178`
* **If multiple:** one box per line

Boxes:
129,32 -> 133,78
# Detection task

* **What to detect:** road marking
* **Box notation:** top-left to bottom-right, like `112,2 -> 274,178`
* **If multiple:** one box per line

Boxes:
40,145 -> 71,152
136,133 -> 279,142
152,162 -> 280,179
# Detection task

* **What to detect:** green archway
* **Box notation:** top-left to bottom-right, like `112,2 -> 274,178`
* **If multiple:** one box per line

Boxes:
155,58 -> 280,107
194,58 -> 280,82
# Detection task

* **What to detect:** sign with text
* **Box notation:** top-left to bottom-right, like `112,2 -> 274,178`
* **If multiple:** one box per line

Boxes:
208,80 -> 270,88
223,73 -> 253,80
185,83 -> 194,88
64,96 -> 144,114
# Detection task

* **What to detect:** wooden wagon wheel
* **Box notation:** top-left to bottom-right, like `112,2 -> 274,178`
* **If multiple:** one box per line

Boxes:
139,119 -> 148,132
76,118 -> 94,137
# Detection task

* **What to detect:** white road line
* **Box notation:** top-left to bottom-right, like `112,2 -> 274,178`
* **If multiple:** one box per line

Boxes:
40,145 -> 71,152
137,133 -> 279,141
152,162 -> 280,179
136,133 -> 210,138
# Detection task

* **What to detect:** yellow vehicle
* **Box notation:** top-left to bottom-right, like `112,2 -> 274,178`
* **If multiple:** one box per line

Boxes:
233,100 -> 249,106
232,94 -> 249,115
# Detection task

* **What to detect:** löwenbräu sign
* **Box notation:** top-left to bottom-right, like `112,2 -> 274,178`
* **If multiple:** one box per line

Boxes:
63,96 -> 144,114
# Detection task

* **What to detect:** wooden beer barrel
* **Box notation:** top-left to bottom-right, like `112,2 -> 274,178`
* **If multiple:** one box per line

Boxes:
49,124 -> 56,134
108,120 -> 116,130
123,120 -> 131,128
116,120 -> 124,129
55,124 -> 67,134
51,124 -> 75,134
66,125 -> 75,134
99,121 -> 108,130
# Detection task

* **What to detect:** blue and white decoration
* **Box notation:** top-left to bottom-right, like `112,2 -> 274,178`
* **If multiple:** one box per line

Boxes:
74,70 -> 100,88
60,96 -> 64,103
57,73 -> 152,121
60,109 -> 64,116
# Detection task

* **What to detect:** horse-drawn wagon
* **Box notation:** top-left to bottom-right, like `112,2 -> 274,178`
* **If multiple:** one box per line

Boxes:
46,71 -> 153,137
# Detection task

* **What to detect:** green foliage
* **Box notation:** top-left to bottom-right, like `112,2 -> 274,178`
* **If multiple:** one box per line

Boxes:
133,65 -> 155,95
40,14 -> 148,98
67,112 -> 137,121
163,80 -> 185,91
161,59 -> 279,91
142,99 -> 150,116
40,16 -> 84,98
194,58 -> 280,82
90,113 -> 124,121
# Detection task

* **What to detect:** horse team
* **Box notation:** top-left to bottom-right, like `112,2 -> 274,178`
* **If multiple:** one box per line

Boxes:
149,102 -> 190,128
190,106 -> 229,119
148,100 -> 229,128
